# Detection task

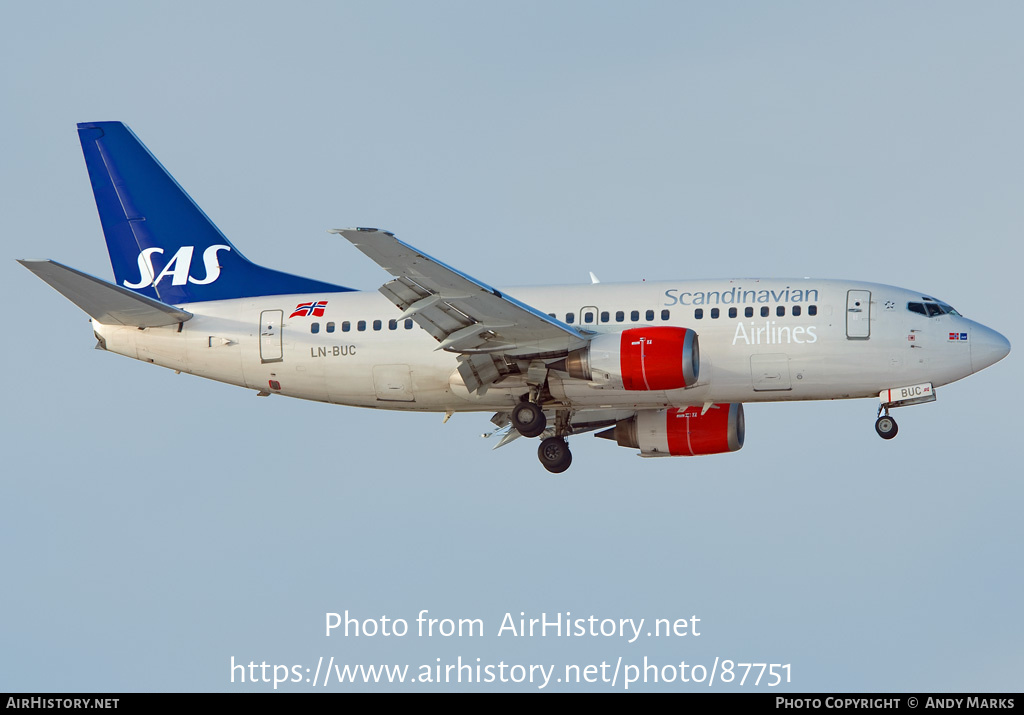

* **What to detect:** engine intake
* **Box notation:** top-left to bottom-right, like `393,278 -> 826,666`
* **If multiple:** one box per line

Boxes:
565,327 -> 699,391
597,404 -> 744,456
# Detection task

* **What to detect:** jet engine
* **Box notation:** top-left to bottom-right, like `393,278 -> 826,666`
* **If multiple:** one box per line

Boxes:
597,403 -> 744,456
563,327 -> 699,391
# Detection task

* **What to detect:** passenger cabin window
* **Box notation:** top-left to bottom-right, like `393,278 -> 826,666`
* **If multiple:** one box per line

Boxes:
566,313 -> 575,324
777,306 -> 785,317
631,310 -> 640,321
645,309 -> 654,321
695,309 -> 704,319
728,307 -> 737,318
761,307 -> 770,317
710,308 -> 720,319
745,307 -> 754,318
793,306 -> 801,317
357,320 -> 366,331
600,311 -> 609,323
615,310 -> 625,322
342,321 -> 351,332
405,319 -> 414,329
808,305 -> 818,316
373,320 -> 382,331
661,309 -> 670,320
389,319 -> 398,330
311,322 -> 320,334
326,322 -> 335,333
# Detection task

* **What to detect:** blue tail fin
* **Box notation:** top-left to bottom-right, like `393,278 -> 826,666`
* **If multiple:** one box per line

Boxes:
77,122 -> 351,304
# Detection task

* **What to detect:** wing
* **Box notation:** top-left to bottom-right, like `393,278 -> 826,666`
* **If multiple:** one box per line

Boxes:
331,228 -> 589,392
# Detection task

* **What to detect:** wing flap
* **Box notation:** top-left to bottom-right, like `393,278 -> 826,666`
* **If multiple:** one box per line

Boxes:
332,228 -> 588,358
18,259 -> 192,327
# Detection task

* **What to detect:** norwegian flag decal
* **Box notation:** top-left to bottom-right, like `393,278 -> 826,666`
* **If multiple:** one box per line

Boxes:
290,300 -> 328,318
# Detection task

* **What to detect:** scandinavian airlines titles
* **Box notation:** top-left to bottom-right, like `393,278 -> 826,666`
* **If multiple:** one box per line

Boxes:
662,286 -> 822,346
732,322 -> 817,346
664,286 -> 819,306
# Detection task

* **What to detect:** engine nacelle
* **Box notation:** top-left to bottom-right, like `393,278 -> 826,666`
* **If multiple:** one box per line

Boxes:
597,404 -> 744,456
564,327 -> 699,391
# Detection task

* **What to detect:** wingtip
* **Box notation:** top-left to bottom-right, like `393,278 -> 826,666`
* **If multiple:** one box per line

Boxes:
328,227 -> 395,238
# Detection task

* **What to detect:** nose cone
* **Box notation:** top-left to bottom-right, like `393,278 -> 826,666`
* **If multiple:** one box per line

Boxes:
971,325 -> 1011,373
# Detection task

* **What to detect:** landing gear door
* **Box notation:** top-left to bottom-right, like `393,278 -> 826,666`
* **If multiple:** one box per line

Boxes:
846,290 -> 871,340
260,309 -> 283,363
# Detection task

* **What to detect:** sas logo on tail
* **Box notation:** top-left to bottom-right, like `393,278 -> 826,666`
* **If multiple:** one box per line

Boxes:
124,245 -> 231,288
290,301 -> 328,318
949,332 -> 968,342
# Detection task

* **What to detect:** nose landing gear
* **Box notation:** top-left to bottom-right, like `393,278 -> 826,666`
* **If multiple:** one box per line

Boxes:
874,408 -> 899,440
874,382 -> 935,441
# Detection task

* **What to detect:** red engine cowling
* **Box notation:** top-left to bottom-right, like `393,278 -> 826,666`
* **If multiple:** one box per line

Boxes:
597,404 -> 744,456
565,327 -> 699,391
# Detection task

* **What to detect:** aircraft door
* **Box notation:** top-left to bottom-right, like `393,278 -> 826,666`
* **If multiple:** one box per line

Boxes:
846,290 -> 871,340
579,305 -> 599,327
260,309 -> 283,363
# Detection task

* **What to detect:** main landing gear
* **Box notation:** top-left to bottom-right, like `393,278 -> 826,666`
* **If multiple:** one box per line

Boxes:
510,398 -> 573,473
510,400 -> 546,438
538,436 -> 572,474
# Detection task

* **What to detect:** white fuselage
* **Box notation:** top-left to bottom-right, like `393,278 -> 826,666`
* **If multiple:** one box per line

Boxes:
91,278 -> 1000,414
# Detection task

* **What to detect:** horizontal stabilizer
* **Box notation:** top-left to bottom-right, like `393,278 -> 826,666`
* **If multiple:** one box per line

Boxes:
18,259 -> 192,327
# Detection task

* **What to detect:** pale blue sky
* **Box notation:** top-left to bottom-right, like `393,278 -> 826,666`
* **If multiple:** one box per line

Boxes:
2,1 -> 1021,691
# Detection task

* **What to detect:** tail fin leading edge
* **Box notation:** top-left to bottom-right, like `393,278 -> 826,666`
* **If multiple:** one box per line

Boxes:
77,121 -> 351,304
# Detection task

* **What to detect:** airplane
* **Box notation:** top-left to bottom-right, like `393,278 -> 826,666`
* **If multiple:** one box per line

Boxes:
19,122 -> 1011,473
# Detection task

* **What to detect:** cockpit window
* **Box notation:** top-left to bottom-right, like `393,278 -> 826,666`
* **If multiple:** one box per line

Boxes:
908,301 -> 960,317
